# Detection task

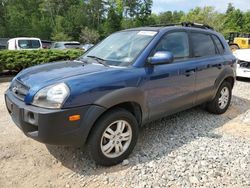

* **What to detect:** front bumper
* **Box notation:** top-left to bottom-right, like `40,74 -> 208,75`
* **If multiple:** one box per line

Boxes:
5,89 -> 106,146
236,64 -> 250,78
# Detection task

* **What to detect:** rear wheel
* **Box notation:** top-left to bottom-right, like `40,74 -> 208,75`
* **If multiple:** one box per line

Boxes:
206,82 -> 232,114
88,108 -> 139,166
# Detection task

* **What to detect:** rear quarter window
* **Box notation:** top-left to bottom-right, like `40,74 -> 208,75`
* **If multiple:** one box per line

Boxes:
212,35 -> 225,54
190,33 -> 216,57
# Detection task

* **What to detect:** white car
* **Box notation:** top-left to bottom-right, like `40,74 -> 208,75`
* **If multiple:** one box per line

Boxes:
233,49 -> 250,78
51,41 -> 81,50
7,37 -> 42,50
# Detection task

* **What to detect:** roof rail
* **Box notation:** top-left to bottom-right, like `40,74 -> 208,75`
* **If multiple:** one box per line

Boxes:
148,22 -> 214,30
181,22 -> 214,30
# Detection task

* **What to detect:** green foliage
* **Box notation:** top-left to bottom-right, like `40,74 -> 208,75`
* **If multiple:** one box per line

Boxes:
0,50 -> 84,72
0,1 -> 250,45
0,0 -> 154,40
156,11 -> 184,24
103,5 -> 122,35
51,32 -> 73,41
79,27 -> 100,44
182,7 -> 225,31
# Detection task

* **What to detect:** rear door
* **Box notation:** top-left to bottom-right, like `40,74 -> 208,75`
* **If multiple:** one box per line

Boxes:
189,32 -> 225,104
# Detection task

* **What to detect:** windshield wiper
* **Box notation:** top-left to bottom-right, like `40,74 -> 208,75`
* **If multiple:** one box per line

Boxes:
87,55 -> 109,67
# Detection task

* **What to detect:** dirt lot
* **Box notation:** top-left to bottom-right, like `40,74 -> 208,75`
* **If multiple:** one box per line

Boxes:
0,80 -> 250,188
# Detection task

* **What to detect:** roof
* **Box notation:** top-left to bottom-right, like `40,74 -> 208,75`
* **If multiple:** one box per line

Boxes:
8,37 -> 41,41
123,22 -> 217,34
53,41 -> 80,44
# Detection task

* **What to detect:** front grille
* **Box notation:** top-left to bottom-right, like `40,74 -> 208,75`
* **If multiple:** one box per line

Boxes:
10,80 -> 29,101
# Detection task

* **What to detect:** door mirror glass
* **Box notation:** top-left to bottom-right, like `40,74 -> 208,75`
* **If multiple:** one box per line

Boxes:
148,51 -> 174,65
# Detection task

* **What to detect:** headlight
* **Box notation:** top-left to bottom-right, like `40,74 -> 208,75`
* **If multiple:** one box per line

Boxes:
32,83 -> 70,109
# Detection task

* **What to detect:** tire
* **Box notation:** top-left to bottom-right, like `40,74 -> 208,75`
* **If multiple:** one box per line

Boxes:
206,81 -> 232,114
230,44 -> 239,51
87,108 -> 139,166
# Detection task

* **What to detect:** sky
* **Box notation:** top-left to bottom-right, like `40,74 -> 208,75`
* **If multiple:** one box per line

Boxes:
152,0 -> 250,13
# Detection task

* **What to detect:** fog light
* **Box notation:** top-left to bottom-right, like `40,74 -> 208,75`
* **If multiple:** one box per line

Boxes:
69,115 -> 81,121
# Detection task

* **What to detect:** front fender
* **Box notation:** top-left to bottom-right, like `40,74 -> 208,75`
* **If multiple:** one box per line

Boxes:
94,87 -> 148,122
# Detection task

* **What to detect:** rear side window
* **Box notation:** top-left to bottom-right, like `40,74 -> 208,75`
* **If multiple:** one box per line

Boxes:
54,43 -> 63,48
212,35 -> 225,54
18,40 -> 41,49
190,33 -> 216,57
64,43 -> 81,49
154,32 -> 189,60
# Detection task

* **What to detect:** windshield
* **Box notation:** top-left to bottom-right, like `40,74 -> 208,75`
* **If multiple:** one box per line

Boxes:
18,40 -> 41,49
81,30 -> 157,66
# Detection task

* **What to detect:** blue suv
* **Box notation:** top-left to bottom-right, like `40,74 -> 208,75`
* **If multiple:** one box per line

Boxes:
5,23 -> 236,166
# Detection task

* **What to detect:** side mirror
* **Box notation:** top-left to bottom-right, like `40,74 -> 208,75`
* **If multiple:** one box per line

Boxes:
148,51 -> 174,65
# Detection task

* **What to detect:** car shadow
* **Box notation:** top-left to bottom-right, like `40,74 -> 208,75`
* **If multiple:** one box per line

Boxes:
46,95 -> 250,177
236,77 -> 250,83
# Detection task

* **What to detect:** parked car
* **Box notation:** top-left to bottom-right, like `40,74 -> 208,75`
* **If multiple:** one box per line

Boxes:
0,45 -> 6,50
81,43 -> 94,51
7,37 -> 42,50
41,40 -> 52,49
51,41 -> 81,50
233,49 -> 250,78
5,23 -> 236,166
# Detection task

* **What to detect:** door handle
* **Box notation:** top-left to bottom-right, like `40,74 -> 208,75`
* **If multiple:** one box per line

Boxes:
184,69 -> 195,77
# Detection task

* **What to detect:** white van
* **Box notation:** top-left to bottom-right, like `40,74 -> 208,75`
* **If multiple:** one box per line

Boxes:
7,37 -> 42,50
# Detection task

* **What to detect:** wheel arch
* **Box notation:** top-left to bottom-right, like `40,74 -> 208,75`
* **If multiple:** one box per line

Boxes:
213,68 -> 235,99
85,88 -> 147,144
229,43 -> 240,48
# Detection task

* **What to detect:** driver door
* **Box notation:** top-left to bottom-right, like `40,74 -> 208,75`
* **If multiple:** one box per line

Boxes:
143,31 -> 197,119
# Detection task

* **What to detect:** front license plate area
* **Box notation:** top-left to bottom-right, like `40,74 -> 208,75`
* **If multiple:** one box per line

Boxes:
5,96 -> 22,128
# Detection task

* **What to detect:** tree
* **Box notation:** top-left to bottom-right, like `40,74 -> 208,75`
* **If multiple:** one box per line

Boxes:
1,0 -> 249,42
51,16 -> 72,41
79,27 -> 100,44
224,4 -> 244,33
181,6 -> 225,32
226,3 -> 235,14
0,0 -> 7,36
103,5 -> 122,35
243,11 -> 250,33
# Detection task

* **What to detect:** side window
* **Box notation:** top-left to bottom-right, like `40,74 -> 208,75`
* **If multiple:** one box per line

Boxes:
154,32 -> 189,60
54,43 -> 61,48
212,35 -> 225,54
190,33 -> 216,57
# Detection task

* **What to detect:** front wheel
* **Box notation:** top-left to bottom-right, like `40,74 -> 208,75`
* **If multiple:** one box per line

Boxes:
88,108 -> 139,166
206,82 -> 232,114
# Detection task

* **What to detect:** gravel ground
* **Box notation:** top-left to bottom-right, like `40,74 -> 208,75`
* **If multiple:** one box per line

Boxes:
0,79 -> 250,188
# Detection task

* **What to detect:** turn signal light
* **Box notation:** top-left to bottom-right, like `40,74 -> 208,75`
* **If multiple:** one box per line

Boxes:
69,115 -> 81,121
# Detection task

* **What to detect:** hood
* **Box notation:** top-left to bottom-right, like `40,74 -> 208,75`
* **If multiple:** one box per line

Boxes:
233,49 -> 250,62
16,61 -> 110,88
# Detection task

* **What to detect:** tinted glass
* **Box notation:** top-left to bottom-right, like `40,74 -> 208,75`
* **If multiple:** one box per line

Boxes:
18,40 -> 41,49
154,32 -> 189,60
64,43 -> 81,49
191,33 -> 216,57
54,43 -> 62,48
212,35 -> 224,54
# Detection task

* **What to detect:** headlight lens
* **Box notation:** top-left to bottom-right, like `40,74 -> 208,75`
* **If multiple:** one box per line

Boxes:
32,83 -> 70,109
